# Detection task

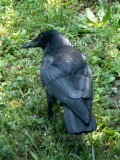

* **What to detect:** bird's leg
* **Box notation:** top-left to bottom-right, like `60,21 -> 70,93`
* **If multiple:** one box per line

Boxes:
46,92 -> 56,118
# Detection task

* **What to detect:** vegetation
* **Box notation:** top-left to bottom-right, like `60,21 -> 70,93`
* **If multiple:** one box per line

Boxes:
0,0 -> 120,159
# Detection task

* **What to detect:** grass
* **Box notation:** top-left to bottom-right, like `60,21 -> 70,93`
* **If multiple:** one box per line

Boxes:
0,0 -> 120,159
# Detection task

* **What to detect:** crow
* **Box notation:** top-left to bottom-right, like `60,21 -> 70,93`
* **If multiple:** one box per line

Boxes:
22,30 -> 97,134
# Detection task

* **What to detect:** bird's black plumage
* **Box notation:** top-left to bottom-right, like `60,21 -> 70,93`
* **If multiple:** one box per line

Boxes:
22,30 -> 97,134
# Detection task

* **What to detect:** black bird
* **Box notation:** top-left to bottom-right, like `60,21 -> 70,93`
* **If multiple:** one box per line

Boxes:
22,30 -> 97,134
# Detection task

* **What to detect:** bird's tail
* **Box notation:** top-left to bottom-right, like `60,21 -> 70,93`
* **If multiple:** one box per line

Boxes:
63,106 -> 97,134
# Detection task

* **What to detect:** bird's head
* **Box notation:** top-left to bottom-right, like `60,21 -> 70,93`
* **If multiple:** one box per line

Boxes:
22,30 -> 71,51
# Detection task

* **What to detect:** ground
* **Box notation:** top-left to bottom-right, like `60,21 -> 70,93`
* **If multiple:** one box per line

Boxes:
0,0 -> 120,159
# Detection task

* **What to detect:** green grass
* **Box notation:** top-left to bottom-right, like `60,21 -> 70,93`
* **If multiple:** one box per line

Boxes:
0,0 -> 120,159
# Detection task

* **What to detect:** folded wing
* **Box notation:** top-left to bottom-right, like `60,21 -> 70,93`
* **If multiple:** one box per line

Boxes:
41,51 -> 97,134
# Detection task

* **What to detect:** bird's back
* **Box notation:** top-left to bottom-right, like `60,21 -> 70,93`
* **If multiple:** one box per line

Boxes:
42,46 -> 88,76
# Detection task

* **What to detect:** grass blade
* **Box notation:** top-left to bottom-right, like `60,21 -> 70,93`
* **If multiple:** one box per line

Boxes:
102,4 -> 111,23
29,151 -> 39,160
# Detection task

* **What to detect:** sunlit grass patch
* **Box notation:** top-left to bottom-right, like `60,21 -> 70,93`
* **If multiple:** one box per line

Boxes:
0,0 -> 120,159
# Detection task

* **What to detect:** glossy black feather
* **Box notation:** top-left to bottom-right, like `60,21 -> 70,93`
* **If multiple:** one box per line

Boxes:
22,30 -> 97,134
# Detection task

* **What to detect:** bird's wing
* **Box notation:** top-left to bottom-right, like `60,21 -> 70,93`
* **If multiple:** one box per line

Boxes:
41,54 -> 93,124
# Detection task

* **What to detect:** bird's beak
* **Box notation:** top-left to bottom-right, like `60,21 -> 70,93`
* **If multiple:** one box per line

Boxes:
21,39 -> 40,48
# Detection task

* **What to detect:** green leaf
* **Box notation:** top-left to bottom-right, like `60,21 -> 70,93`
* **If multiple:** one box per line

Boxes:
98,0 -> 105,21
102,4 -> 110,23
16,76 -> 23,81
29,151 -> 39,160
104,128 -> 115,135
85,8 -> 97,24
115,139 -> 120,149
108,76 -> 115,83
78,28 -> 105,33
37,118 -> 44,124
21,29 -> 27,36
118,19 -> 120,27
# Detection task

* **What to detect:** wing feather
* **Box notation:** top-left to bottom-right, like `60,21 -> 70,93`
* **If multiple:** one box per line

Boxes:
41,56 -> 93,124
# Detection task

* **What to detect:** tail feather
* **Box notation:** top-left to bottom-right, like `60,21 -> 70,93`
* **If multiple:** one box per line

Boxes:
63,106 -> 97,134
